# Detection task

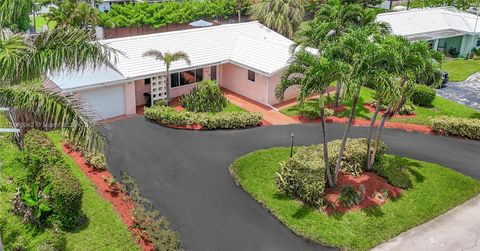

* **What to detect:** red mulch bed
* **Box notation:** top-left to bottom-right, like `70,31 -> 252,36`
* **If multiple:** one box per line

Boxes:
292,115 -> 432,134
363,104 -> 416,119
62,144 -> 154,251
324,172 -> 403,215
326,104 -> 348,113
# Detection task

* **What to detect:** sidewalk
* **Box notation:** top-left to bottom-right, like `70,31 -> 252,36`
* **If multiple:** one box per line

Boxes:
223,90 -> 300,125
372,194 -> 480,251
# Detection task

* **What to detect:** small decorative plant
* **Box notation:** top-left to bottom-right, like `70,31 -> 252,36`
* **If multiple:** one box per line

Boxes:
12,183 -> 52,224
103,175 -> 119,193
338,185 -> 362,208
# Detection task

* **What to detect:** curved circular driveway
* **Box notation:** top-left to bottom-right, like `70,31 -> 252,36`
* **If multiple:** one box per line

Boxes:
106,116 -> 480,251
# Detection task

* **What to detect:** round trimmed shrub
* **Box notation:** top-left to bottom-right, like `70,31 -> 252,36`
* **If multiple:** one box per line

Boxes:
410,84 -> 436,107
84,152 -> 107,170
374,158 -> 413,189
180,80 -> 228,113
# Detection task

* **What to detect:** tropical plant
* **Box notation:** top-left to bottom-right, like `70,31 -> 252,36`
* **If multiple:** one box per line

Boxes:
250,0 -> 305,38
276,49 -> 343,187
45,0 -> 101,29
180,80 -> 228,113
338,185 -> 362,208
368,37 -> 443,168
143,50 -> 191,105
20,183 -> 52,221
294,3 -> 388,107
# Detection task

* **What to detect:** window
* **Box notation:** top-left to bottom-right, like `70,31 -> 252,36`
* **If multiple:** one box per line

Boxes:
170,68 -> 204,88
248,70 -> 255,82
144,78 -> 151,85
210,66 -> 217,81
476,38 -> 480,47
195,69 -> 203,83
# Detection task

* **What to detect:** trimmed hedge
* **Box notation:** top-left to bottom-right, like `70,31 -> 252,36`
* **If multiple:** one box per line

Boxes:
22,130 -> 83,229
299,106 -> 334,120
144,105 -> 263,129
328,138 -> 387,176
276,138 -> 388,208
180,80 -> 228,113
411,84 -> 436,107
276,145 -> 326,208
431,116 -> 480,140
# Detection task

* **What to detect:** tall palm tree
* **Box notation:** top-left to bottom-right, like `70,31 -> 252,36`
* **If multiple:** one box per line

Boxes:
368,37 -> 443,168
294,3 -> 389,107
142,50 -> 191,105
276,49 -> 343,188
0,4 -> 118,152
250,0 -> 305,38
325,28 -> 382,184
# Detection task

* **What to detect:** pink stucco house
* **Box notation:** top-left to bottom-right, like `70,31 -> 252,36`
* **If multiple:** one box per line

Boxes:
45,21 -> 298,120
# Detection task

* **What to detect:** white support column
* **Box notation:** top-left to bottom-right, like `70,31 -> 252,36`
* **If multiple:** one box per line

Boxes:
433,39 -> 440,51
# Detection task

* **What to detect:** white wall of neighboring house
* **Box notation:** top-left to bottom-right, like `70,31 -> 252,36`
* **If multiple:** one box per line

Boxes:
97,2 -> 111,12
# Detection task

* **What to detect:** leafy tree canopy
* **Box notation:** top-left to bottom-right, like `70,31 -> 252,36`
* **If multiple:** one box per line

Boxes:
100,0 -> 249,28
410,0 -> 480,10
45,0 -> 100,28
0,0 -> 32,31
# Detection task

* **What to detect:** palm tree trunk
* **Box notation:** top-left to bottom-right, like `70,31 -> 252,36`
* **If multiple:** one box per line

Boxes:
165,68 -> 170,106
333,80 -> 342,107
333,87 -> 361,183
370,106 -> 392,168
366,98 -> 382,170
237,0 -> 242,23
319,95 -> 334,188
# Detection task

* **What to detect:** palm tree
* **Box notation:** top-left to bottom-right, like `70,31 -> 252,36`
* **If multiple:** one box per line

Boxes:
142,50 -> 191,105
294,3 -> 389,107
0,6 -> 118,152
250,0 -> 305,38
325,28 -> 382,184
276,49 -> 343,188
367,36 -> 443,168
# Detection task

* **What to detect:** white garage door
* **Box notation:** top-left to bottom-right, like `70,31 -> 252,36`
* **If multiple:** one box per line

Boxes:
79,85 -> 125,120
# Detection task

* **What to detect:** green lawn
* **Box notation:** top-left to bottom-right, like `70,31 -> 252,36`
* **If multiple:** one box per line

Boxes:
280,87 -> 480,125
230,147 -> 480,250
443,58 -> 480,82
224,102 -> 246,112
30,15 -> 56,32
0,115 -> 139,250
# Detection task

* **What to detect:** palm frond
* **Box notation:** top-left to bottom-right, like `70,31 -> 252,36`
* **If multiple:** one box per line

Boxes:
142,49 -> 164,60
171,51 -> 191,65
0,86 -> 107,153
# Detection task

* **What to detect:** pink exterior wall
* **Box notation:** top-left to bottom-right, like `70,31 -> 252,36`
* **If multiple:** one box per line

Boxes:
124,82 -> 136,115
267,72 -> 298,104
134,79 -> 150,106
219,63 -> 269,104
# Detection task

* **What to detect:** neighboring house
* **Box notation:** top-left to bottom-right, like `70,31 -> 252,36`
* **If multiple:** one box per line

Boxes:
377,7 -> 480,57
45,21 -> 298,120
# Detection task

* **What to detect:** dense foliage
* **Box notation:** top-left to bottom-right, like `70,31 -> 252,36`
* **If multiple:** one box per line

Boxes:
45,0 -> 100,28
121,172 -> 182,250
22,130 -> 83,229
410,84 -> 436,107
100,0 -> 249,28
250,0 -> 304,38
0,0 -> 32,31
144,105 -> 263,129
180,80 -> 228,113
276,138 -> 387,208
276,145 -> 326,208
374,156 -> 413,189
431,116 -> 480,140
338,185 -> 362,208
410,0 -> 475,10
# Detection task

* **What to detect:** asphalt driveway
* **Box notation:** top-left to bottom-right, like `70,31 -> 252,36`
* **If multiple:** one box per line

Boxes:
437,72 -> 480,110
106,117 -> 480,251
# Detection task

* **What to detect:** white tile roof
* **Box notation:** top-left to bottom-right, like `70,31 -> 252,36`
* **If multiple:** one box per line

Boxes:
51,21 -> 294,90
103,21 -> 293,78
376,7 -> 480,40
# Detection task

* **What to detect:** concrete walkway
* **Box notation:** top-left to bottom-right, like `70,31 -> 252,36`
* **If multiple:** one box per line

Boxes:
437,72 -> 480,110
373,194 -> 480,251
223,89 -> 300,125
